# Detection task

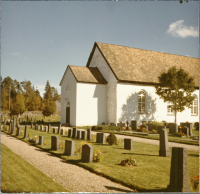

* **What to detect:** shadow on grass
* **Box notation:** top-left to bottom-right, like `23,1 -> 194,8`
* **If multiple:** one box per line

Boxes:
122,152 -> 159,157
188,153 -> 199,157
104,185 -> 134,193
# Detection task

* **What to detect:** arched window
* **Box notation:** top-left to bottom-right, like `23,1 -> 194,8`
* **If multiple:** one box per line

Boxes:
191,95 -> 198,115
138,90 -> 146,113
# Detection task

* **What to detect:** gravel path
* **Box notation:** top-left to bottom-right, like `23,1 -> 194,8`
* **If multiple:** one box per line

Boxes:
1,132 -> 135,193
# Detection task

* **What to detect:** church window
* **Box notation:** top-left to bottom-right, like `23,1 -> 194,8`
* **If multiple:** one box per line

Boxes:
138,91 -> 146,113
167,101 -> 174,114
191,95 -> 198,115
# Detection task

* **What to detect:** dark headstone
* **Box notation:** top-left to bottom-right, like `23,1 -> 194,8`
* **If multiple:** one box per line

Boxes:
146,123 -> 153,131
168,123 -> 178,133
9,123 -> 12,133
23,125 -> 28,138
167,147 -> 191,192
31,123 -> 33,129
178,126 -> 189,137
41,125 -> 43,131
39,136 -> 43,145
16,126 -> 21,136
195,122 -> 199,130
140,125 -> 148,131
180,123 -> 193,136
87,128 -> 91,140
77,130 -> 82,139
117,122 -> 125,129
61,129 -> 64,135
81,144 -> 93,163
53,128 -> 56,133
124,138 -> 133,150
72,128 -> 77,138
157,126 -> 166,134
159,128 -> 170,157
68,129 -> 72,137
96,133 -> 105,144
81,131 -> 87,140
64,140 -> 75,156
51,136 -> 59,150
131,120 -> 138,130
35,123 -> 37,129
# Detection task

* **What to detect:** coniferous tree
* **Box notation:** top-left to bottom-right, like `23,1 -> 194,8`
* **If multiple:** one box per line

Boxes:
155,66 -> 195,124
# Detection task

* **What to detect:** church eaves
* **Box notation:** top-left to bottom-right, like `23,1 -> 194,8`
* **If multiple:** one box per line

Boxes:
86,42 -> 199,88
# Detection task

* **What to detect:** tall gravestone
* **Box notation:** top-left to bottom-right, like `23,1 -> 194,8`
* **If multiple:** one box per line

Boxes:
64,140 -> 75,156
51,136 -> 59,150
45,125 -> 48,132
124,138 -> 133,150
68,129 -> 72,137
131,120 -> 138,131
159,128 -> 170,157
180,123 -> 193,136
146,123 -> 153,131
48,124 -> 51,133
12,119 -> 16,134
39,136 -> 43,145
168,147 -> 191,192
87,128 -> 91,140
81,131 -> 87,140
23,125 -> 28,138
58,125 -> 61,134
77,130 -> 81,139
81,144 -> 93,163
157,126 -> 166,134
72,128 -> 77,138
96,133 -> 105,144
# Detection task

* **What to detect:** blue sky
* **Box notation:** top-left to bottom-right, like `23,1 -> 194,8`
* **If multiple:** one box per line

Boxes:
1,1 -> 199,97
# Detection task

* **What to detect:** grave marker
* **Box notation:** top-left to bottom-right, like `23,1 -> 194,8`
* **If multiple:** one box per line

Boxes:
168,123 -> 178,133
124,138 -> 133,150
61,129 -> 64,135
96,133 -> 105,144
157,126 -> 166,134
58,125 -> 61,134
39,136 -> 43,145
72,128 -> 77,138
53,128 -> 56,133
180,123 -> 193,136
87,128 -> 91,140
64,140 -> 75,156
131,120 -> 138,131
68,129 -> 72,137
77,130 -> 82,139
16,126 -> 21,136
159,128 -> 170,157
81,144 -> 93,163
23,125 -> 28,138
51,136 -> 59,150
81,131 -> 87,140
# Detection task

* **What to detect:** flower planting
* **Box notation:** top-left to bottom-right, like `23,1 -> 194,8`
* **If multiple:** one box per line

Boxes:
93,149 -> 104,162
121,158 -> 137,167
189,175 -> 199,192
74,141 -> 91,156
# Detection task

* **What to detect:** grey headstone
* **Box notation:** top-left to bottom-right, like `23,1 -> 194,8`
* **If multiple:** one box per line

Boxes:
77,130 -> 82,139
68,129 -> 72,137
9,123 -> 12,133
41,125 -> 43,131
58,125 -> 61,134
45,126 -> 48,132
168,123 -> 178,133
131,120 -> 138,130
61,129 -> 64,135
157,126 -> 166,134
64,140 -> 75,156
81,131 -> 87,140
87,128 -> 91,140
48,124 -> 51,132
72,128 -> 77,138
168,147 -> 191,192
39,136 -> 43,145
124,138 -> 133,150
23,125 -> 28,138
96,133 -> 105,144
159,128 -> 170,157
81,144 -> 93,163
51,136 -> 59,150
180,123 -> 193,136
16,126 -> 21,136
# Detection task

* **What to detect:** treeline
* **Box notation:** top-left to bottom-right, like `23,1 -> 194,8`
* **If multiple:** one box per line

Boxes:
1,76 -> 60,116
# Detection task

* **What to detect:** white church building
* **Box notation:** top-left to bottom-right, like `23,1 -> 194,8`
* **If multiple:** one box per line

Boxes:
60,42 -> 199,127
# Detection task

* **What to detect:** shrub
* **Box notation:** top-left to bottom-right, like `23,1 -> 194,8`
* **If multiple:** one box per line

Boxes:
152,121 -> 163,130
93,149 -> 104,162
177,130 -> 186,137
149,129 -> 157,134
190,175 -> 199,192
91,126 -> 97,130
106,133 -> 117,145
121,158 -> 137,167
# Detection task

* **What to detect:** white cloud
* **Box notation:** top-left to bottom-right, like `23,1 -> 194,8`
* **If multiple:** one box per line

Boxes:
12,52 -> 20,56
167,20 -> 198,38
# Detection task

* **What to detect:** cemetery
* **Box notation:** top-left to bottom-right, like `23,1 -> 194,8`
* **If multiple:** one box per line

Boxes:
1,120 -> 199,192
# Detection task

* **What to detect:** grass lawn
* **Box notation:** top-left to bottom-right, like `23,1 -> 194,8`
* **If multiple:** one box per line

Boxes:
2,126 -> 199,192
1,143 -> 69,193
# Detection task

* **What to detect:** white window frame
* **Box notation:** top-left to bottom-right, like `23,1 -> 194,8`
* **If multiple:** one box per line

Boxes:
138,90 -> 146,114
167,101 -> 174,115
191,95 -> 198,116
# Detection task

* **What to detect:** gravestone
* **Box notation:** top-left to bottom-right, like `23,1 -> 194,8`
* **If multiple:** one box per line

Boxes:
77,130 -> 82,139
16,126 -> 21,136
81,144 -> 93,163
9,123 -> 12,133
117,121 -> 125,129
35,123 -> 37,129
178,126 -> 189,137
96,133 -> 105,144
48,124 -> 51,132
81,131 -> 87,140
146,123 -> 153,131
124,138 -> 133,150
159,128 -> 170,157
23,125 -> 28,138
126,120 -> 129,130
31,123 -> 33,129
167,147 -> 191,192
140,125 -> 148,131
168,123 -> 178,133
87,129 -> 91,141
72,128 -> 77,138
131,120 -> 138,131
51,136 -> 59,150
12,119 -> 16,134
68,128 -> 72,137
41,125 -> 43,131
61,129 -> 64,135
180,123 -> 193,136
64,140 -> 75,156
53,128 -> 56,133
45,125 -> 48,132
195,122 -> 199,130
57,125 -> 61,134
157,126 -> 166,134
39,136 -> 43,145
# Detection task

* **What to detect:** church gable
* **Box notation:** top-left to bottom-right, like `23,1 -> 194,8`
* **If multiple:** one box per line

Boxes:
87,42 -> 199,88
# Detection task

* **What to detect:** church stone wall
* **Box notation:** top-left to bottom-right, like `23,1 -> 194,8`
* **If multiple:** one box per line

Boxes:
60,67 -> 77,126
89,47 -> 118,124
117,83 -> 199,125
76,83 -> 107,126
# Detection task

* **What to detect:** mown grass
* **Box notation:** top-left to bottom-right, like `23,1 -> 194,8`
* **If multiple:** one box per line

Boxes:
1,126 -> 199,192
1,143 -> 69,193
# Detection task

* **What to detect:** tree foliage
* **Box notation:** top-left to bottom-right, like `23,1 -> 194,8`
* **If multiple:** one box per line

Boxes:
155,66 -> 195,124
11,92 -> 25,115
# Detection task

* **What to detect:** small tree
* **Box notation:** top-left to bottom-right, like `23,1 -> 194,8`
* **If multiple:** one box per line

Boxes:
155,66 -> 195,124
